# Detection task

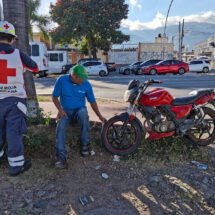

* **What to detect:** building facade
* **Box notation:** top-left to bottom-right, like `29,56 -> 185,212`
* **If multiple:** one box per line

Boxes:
194,36 -> 215,58
138,34 -> 174,61
107,34 -> 174,64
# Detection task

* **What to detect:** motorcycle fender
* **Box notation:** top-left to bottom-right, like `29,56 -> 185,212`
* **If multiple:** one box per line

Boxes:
118,112 -> 144,132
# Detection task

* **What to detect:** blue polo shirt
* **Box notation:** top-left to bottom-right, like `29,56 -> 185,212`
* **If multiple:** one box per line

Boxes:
52,74 -> 96,110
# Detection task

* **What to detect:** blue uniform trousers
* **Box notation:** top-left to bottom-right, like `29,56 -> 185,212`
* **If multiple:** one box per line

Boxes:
0,97 -> 27,172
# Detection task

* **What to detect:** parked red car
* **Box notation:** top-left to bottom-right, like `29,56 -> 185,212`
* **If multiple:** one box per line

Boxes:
142,60 -> 189,75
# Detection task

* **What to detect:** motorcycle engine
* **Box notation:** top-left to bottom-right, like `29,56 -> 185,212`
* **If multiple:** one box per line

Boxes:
153,120 -> 176,133
143,107 -> 176,133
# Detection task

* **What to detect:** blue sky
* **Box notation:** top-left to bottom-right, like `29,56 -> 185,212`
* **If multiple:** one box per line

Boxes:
39,0 -> 215,30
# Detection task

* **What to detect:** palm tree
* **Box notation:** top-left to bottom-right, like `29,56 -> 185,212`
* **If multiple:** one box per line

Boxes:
29,0 -> 50,41
3,0 -> 29,53
3,0 -> 39,116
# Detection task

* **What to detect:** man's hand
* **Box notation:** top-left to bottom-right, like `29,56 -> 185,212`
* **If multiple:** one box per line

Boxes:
52,96 -> 67,120
57,109 -> 67,120
90,102 -> 107,123
99,115 -> 107,123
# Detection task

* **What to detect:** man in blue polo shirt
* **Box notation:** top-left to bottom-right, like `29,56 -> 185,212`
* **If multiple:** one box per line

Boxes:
52,64 -> 106,168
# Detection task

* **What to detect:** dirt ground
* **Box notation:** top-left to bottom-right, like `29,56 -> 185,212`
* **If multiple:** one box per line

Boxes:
0,124 -> 215,215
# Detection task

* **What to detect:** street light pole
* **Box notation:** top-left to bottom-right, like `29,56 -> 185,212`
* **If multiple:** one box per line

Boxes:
162,0 -> 174,59
163,0 -> 174,36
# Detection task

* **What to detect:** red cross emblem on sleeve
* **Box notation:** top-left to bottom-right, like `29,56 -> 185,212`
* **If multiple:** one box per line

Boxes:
0,60 -> 16,84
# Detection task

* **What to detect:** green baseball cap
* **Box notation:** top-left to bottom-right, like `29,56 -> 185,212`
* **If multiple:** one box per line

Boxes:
71,64 -> 88,80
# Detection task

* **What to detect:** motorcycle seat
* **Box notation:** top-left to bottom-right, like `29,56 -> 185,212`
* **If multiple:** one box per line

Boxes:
172,89 -> 214,106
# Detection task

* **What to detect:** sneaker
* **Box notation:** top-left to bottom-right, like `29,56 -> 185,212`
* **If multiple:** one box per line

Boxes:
9,160 -> 32,177
55,158 -> 68,169
81,145 -> 96,157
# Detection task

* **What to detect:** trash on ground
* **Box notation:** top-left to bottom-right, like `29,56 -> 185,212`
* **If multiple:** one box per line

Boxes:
90,150 -> 96,156
191,161 -> 208,170
113,155 -> 120,162
95,165 -> 101,170
79,195 -> 94,206
101,173 -> 109,179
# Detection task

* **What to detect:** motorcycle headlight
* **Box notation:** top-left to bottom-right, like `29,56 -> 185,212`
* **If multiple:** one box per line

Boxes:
124,89 -> 137,102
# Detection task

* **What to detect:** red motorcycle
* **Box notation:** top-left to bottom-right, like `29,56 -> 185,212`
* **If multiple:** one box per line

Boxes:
101,79 -> 215,155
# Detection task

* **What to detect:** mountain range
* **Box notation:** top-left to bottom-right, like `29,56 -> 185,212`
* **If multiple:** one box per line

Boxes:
121,22 -> 215,51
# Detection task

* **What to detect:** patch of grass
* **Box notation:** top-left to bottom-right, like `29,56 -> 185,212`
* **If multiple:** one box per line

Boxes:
135,137 -> 210,163
24,125 -> 55,158
37,95 -> 52,102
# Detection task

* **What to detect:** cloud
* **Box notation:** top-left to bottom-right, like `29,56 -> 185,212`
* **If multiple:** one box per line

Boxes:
38,2 -> 51,15
129,0 -> 142,9
121,11 -> 215,30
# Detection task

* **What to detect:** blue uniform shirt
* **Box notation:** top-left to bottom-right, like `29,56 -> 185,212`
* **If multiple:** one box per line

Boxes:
52,74 -> 96,110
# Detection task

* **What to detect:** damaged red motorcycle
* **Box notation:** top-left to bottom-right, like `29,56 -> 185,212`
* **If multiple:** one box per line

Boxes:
101,79 -> 215,155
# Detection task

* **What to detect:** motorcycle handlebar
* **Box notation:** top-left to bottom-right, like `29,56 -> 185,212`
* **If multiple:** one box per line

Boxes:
139,79 -> 163,89
152,80 -> 163,84
144,79 -> 163,85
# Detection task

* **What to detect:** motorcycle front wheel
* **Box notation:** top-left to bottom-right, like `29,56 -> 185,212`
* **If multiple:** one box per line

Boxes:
186,107 -> 215,146
101,115 -> 143,155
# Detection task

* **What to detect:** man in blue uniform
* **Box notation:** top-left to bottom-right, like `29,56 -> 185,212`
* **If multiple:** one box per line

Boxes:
52,64 -> 106,168
0,21 -> 38,176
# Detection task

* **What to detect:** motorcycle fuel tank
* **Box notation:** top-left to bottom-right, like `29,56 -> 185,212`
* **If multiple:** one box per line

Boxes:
139,88 -> 174,106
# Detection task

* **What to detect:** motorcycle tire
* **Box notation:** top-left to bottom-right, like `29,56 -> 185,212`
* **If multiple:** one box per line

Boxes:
185,107 -> 215,146
101,115 -> 143,155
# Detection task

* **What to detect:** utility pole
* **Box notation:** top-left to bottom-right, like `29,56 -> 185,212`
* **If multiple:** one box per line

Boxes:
180,19 -> 185,60
178,21 -> 181,60
178,19 -> 185,60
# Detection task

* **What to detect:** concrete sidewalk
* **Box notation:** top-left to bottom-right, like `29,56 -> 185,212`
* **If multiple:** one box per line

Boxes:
39,101 -> 128,122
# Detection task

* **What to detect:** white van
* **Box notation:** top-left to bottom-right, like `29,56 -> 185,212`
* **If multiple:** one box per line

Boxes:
47,50 -> 71,74
30,42 -> 49,77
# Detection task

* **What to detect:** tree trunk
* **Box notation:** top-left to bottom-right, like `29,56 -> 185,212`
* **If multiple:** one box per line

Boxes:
3,0 -> 29,54
88,34 -> 97,59
3,0 -> 39,117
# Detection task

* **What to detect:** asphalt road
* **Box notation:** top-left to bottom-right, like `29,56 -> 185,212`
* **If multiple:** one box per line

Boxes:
34,72 -> 215,101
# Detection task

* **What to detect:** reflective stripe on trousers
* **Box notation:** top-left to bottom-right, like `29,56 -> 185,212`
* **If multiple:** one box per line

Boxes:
8,155 -> 24,167
0,149 -> 4,157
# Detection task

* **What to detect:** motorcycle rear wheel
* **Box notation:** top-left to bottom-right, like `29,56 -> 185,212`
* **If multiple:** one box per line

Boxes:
101,115 -> 142,155
186,107 -> 215,146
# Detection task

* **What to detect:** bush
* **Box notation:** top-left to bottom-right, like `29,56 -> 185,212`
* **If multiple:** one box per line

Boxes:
27,108 -> 51,126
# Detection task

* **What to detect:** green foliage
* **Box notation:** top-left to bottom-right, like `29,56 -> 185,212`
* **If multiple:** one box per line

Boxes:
29,0 -> 50,40
50,0 -> 130,58
79,37 -> 89,55
24,129 -> 48,150
27,108 -> 51,126
24,108 -> 51,151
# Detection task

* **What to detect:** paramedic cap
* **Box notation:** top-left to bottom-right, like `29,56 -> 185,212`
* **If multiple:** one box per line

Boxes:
71,64 -> 88,80
0,21 -> 17,38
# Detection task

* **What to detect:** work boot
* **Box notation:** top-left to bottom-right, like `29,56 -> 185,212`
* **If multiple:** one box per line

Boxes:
9,160 -> 32,177
81,145 -> 95,157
